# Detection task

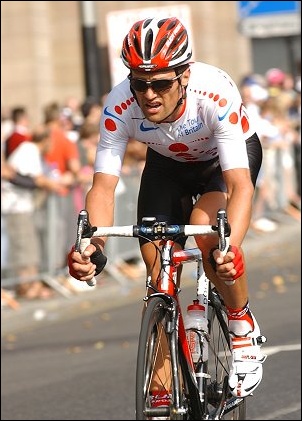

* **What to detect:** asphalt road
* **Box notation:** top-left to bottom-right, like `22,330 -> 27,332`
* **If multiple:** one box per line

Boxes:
1,213 -> 301,420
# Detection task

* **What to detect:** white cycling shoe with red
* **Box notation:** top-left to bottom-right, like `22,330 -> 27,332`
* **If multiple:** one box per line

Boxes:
228,315 -> 267,398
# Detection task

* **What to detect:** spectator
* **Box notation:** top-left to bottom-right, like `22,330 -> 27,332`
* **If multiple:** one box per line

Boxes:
1,125 -> 66,299
81,97 -> 102,125
73,121 -> 100,212
43,101 -> 82,270
4,106 -> 31,159
63,95 -> 84,131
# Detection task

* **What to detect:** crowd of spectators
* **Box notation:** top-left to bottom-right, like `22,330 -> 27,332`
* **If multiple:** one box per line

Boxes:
240,68 -> 301,231
1,95 -> 147,305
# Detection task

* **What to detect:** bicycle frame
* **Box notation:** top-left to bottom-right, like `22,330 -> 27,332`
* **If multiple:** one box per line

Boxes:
152,242 -> 208,374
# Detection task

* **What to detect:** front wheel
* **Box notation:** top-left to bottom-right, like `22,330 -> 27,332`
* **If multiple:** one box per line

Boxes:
135,296 -> 190,420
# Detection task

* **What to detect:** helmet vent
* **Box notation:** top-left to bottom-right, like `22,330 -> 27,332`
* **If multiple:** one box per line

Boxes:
166,19 -> 177,31
152,35 -> 168,57
174,43 -> 189,60
133,35 -> 143,59
144,29 -> 153,60
170,32 -> 188,60
157,18 -> 168,28
143,18 -> 152,29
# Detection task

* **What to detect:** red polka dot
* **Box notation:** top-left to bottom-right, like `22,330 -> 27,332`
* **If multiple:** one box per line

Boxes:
209,93 -> 214,98
213,95 -> 220,101
169,143 -> 189,152
219,99 -> 227,107
126,99 -> 131,105
229,112 -> 238,124
241,116 -> 249,133
105,119 -> 117,131
121,102 -> 127,110
115,106 -> 122,114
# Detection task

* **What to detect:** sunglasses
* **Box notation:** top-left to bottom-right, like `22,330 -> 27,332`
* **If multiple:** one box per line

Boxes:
128,73 -> 183,93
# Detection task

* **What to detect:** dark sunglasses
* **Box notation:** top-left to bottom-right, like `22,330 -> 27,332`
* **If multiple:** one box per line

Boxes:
128,73 -> 183,93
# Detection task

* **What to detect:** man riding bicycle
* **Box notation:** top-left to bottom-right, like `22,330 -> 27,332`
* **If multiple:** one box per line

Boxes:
68,16 -> 267,399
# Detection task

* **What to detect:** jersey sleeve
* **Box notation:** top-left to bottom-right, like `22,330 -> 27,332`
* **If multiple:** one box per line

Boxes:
94,80 -> 136,177
203,67 -> 254,171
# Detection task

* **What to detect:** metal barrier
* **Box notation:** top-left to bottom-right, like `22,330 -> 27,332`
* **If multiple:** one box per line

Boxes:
102,173 -> 141,288
1,172 -> 142,296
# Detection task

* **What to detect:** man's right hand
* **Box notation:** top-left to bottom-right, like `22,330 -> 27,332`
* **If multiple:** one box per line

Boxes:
67,243 -> 107,282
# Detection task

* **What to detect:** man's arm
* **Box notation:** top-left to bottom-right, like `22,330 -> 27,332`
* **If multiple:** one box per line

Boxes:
85,171 -> 120,250
68,172 -> 120,282
1,160 -> 36,189
222,167 -> 254,247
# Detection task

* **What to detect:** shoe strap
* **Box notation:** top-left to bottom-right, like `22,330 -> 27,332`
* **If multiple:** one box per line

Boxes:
233,349 -> 267,364
231,335 -> 259,349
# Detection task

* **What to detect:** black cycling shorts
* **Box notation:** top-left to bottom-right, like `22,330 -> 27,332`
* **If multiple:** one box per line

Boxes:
137,132 -> 262,246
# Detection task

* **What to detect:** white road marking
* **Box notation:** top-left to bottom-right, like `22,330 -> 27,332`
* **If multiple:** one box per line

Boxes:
262,343 -> 301,356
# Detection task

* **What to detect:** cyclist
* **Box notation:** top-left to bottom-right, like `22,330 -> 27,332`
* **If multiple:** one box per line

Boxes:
68,17 -> 267,399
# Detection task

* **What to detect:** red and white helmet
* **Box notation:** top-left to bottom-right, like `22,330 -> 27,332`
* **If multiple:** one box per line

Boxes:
121,17 -> 192,72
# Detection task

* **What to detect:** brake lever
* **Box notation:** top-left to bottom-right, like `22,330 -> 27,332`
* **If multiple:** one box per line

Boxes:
75,209 -> 97,287
217,209 -> 231,255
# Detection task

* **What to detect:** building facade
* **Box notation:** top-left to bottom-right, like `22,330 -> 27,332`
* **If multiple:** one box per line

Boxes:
2,1 -> 252,123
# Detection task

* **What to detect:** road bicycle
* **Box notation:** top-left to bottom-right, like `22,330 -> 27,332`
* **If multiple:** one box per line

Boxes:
75,208 -> 246,420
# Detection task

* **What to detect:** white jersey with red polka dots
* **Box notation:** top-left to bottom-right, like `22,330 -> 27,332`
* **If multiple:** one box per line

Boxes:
95,62 -> 255,177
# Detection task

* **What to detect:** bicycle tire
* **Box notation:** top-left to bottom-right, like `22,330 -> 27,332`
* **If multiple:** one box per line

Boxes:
136,296 -> 194,420
206,288 -> 246,420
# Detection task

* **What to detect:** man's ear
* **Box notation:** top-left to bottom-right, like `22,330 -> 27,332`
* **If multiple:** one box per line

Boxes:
181,67 -> 191,87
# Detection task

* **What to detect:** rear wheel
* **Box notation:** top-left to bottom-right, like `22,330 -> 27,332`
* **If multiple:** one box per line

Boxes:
206,289 -> 246,420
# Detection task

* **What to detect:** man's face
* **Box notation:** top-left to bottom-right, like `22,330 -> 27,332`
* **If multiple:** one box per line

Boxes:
129,69 -> 185,123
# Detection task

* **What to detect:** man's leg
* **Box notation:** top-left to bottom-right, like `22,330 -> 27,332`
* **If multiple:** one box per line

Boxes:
190,192 -> 267,397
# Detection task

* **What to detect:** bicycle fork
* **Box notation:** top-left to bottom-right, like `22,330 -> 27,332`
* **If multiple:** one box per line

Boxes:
169,295 -> 206,419
142,294 -> 188,419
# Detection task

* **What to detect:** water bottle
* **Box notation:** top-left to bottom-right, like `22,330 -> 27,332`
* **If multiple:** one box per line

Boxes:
184,299 -> 208,362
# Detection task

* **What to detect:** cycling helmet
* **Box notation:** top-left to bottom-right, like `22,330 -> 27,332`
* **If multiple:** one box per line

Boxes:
121,17 -> 192,72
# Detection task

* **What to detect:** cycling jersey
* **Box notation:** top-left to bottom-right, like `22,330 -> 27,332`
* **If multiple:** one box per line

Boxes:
95,62 -> 255,177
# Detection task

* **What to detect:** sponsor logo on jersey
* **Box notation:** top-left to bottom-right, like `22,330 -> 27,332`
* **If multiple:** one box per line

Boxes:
218,103 -> 233,121
140,122 -> 158,131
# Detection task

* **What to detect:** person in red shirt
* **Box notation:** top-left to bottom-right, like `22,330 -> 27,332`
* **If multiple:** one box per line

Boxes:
5,107 -> 31,159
